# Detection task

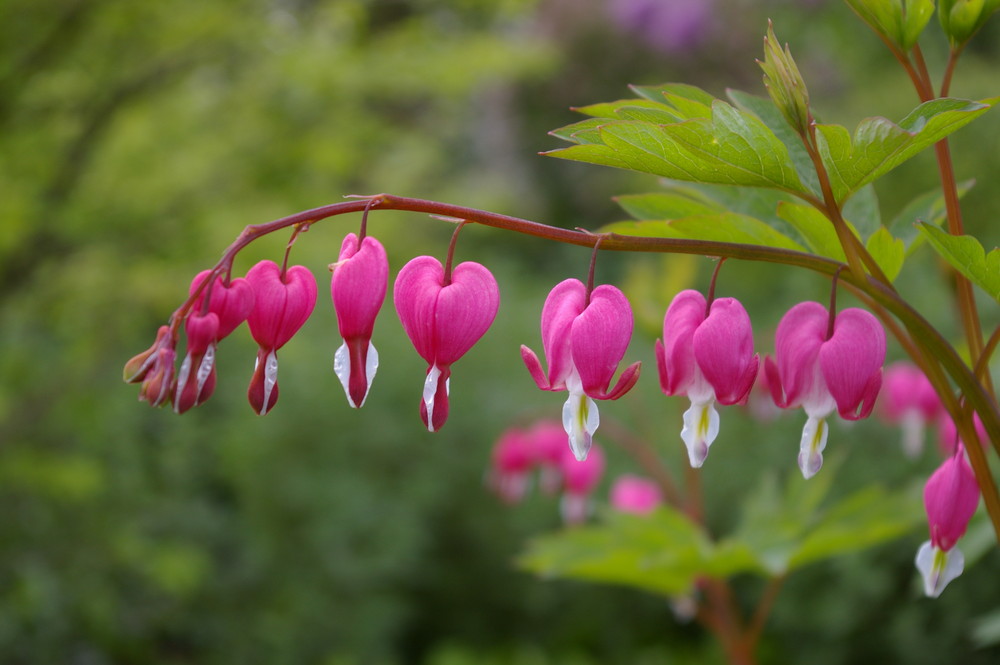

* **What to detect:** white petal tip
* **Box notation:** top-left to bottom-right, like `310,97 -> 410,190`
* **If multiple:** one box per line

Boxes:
916,541 -> 964,598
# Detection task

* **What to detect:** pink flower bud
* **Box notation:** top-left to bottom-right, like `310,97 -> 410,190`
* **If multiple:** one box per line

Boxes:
924,449 -> 980,551
124,325 -> 172,384
521,279 -> 641,461
331,234 -> 389,408
610,475 -> 663,515
245,260 -> 318,415
766,302 -> 885,478
174,313 -> 220,414
655,290 -> 758,467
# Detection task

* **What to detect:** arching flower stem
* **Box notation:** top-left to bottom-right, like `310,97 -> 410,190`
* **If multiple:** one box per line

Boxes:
160,193 -> 1000,542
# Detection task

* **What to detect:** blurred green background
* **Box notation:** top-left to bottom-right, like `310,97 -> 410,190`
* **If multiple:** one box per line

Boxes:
1,0 -> 999,663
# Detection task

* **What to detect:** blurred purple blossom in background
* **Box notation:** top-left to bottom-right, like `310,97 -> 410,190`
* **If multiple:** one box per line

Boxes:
608,0 -> 714,53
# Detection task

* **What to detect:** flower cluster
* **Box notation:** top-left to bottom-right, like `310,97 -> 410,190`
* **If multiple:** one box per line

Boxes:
487,420 -> 665,524
126,231 -> 499,431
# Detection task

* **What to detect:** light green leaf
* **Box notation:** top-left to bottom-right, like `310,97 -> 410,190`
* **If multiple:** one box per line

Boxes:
517,509 -> 715,596
844,0 -> 935,49
727,88 -> 820,196
615,190 -> 725,220
866,226 -> 906,282
548,117 -> 607,144
548,96 -> 811,195
604,213 -> 806,251
574,99 -> 682,123
842,183 -> 882,239
917,223 -> 1000,302
629,82 -> 716,115
888,180 -> 975,254
815,97 -> 996,203
776,202 -> 847,261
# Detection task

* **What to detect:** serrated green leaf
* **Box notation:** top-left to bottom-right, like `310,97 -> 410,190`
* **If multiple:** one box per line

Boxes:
574,98 -> 681,122
917,223 -> 1000,302
789,486 -> 922,569
604,213 -> 806,251
865,226 -> 906,282
615,190 -> 725,220
548,117 -> 607,144
727,88 -> 820,196
816,97 -> 996,203
630,82 -> 716,112
776,202 -> 847,261
517,509 -> 710,595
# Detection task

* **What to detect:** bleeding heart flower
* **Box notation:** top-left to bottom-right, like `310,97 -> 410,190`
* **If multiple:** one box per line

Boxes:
915,447 -> 980,597
879,362 -> 942,458
610,475 -> 663,515
560,443 -> 605,525
331,233 -> 389,408
394,255 -> 499,432
766,301 -> 884,478
188,270 -> 256,340
245,260 -> 318,415
174,312 -> 219,413
521,279 -> 641,461
655,290 -> 758,467
489,427 -> 535,503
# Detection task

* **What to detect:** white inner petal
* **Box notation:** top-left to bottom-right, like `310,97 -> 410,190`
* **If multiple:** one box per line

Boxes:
173,354 -> 193,412
261,349 -> 279,415
680,398 -> 719,468
195,343 -> 216,393
562,389 -> 598,462
798,415 -> 828,479
365,342 -> 379,404
332,341 -> 358,408
915,540 -> 965,598
422,364 -> 443,433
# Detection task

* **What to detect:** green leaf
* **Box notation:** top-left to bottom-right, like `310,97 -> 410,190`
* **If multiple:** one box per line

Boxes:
604,212 -> 806,251
615,190 -> 725,220
629,82 -> 716,115
917,223 -> 1000,302
865,226 -> 906,282
548,118 -> 607,145
776,202 -> 847,261
844,0 -> 935,49
517,509 -> 714,596
734,462 -> 923,575
887,180 -> 974,254
727,89 -> 820,196
574,98 -> 682,123
815,97 -> 996,203
548,94 -> 811,195
842,183 -> 882,239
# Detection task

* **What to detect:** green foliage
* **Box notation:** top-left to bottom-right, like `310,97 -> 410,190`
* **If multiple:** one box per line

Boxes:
520,463 -> 923,595
547,84 -> 811,196
814,97 -> 997,204
843,0 -> 936,49
917,222 -> 1000,301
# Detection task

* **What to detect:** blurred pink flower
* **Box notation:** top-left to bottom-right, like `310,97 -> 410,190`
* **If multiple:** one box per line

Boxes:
560,443 -> 605,525
879,362 -> 942,458
610,475 -> 662,515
